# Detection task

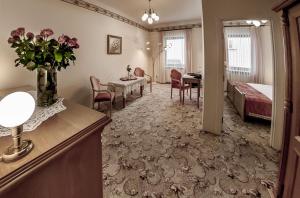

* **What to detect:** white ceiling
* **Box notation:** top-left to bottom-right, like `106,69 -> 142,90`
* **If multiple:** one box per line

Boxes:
95,0 -> 202,27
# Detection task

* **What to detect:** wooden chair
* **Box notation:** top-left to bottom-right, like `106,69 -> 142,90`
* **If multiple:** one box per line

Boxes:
170,69 -> 191,103
90,76 -> 115,117
134,67 -> 152,92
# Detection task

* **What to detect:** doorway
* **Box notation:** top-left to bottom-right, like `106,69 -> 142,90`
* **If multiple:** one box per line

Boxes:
222,19 -> 279,196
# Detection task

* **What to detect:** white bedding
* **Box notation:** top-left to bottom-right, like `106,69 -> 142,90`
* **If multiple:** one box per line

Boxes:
247,83 -> 273,101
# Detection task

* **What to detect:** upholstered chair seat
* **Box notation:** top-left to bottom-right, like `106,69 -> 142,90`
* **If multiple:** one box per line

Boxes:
134,67 -> 152,92
95,92 -> 115,102
90,76 -> 115,117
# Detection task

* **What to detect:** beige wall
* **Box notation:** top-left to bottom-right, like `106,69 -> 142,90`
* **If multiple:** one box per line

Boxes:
0,0 -> 151,106
192,28 -> 204,73
202,0 -> 285,150
260,25 -> 274,85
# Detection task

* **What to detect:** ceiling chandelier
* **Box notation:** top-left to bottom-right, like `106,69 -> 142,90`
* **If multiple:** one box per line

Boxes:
141,0 -> 160,25
246,20 -> 268,27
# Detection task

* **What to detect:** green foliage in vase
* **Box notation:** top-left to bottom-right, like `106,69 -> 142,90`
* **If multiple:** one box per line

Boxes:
8,28 -> 79,71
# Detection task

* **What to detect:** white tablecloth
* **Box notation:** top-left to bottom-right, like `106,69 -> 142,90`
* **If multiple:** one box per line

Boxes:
108,77 -> 146,99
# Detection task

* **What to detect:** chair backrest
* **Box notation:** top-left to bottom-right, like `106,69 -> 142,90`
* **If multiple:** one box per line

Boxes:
171,69 -> 182,80
90,76 -> 101,91
170,69 -> 182,87
134,67 -> 145,77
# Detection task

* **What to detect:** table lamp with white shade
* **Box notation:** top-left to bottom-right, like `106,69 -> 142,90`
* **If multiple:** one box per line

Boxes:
0,92 -> 35,163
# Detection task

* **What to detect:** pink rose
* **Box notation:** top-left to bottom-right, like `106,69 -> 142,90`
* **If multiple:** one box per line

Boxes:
40,28 -> 54,38
67,39 -> 77,47
58,35 -> 66,44
17,27 -> 25,36
8,37 -> 15,44
64,35 -> 70,42
26,32 -> 34,40
13,35 -> 20,41
35,35 -> 43,42
11,30 -> 20,37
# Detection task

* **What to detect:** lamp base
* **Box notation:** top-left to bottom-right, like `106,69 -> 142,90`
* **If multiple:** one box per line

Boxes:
2,140 -> 34,163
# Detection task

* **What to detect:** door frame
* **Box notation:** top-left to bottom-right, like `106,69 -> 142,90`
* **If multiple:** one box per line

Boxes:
273,0 -> 300,197
220,18 -> 278,146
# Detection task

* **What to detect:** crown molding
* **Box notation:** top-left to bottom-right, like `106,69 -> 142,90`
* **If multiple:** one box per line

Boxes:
61,0 -> 201,32
61,0 -> 150,31
150,23 -> 201,32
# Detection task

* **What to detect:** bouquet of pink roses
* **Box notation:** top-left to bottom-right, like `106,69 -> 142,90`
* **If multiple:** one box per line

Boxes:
8,27 -> 79,71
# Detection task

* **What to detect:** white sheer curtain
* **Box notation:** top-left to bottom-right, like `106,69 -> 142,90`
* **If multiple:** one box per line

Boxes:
250,27 -> 264,84
225,27 -> 252,82
156,30 -> 192,83
224,26 -> 263,83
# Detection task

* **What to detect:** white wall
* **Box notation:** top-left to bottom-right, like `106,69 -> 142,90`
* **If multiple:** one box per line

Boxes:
202,0 -> 285,150
0,0 -> 151,106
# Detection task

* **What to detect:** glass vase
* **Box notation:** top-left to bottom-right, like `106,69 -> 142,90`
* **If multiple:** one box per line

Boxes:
37,68 -> 58,107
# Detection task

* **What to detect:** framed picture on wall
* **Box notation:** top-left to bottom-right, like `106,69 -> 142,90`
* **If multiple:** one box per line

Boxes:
107,35 -> 122,54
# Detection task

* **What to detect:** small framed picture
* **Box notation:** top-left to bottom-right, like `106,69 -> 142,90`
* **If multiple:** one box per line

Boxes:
107,35 -> 122,54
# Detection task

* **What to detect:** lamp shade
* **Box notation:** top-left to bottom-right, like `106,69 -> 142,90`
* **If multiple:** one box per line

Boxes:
246,20 -> 252,24
142,12 -> 148,21
252,20 -> 261,27
148,17 -> 153,24
261,20 -> 268,24
0,92 -> 35,128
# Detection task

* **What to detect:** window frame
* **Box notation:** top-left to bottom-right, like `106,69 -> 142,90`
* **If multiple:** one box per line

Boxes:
226,34 -> 252,73
164,35 -> 186,69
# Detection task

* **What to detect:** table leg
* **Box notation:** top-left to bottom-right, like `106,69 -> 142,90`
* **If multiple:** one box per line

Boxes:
197,83 -> 200,109
183,88 -> 185,105
122,92 -> 126,108
190,83 -> 192,100
140,85 -> 144,97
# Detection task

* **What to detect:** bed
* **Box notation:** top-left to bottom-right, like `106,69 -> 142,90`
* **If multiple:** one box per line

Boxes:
227,81 -> 273,121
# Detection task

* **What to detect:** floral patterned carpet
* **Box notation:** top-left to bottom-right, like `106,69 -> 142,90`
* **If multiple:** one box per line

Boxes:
102,84 -> 279,198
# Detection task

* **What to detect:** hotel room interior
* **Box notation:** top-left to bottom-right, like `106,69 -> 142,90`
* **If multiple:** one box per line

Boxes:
0,0 -> 300,197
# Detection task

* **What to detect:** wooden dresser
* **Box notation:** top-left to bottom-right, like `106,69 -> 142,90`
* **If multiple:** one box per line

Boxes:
0,86 -> 111,198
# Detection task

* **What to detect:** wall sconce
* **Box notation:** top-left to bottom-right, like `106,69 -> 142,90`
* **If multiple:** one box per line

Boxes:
0,92 -> 35,163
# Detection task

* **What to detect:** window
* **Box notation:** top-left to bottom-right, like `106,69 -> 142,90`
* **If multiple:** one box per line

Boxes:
164,34 -> 186,68
227,33 -> 251,73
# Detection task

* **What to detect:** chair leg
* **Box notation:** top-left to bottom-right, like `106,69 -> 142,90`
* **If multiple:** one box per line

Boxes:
171,87 -> 173,99
110,101 -> 112,118
150,82 -> 152,92
190,85 -> 192,100
179,89 -> 182,104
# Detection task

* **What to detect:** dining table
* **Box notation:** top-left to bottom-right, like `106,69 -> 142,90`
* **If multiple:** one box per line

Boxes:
182,74 -> 202,108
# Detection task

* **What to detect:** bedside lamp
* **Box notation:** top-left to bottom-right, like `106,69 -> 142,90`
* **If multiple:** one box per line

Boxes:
0,92 -> 35,163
